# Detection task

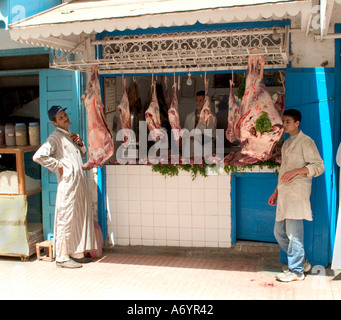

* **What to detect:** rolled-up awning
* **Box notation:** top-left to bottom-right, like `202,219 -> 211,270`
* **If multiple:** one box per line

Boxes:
8,0 -> 313,73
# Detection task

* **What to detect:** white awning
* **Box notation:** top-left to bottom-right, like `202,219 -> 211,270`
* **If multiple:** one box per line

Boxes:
9,0 -> 313,52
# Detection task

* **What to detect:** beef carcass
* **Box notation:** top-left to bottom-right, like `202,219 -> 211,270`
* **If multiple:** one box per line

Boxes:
164,76 -> 170,104
117,78 -> 131,147
273,92 -> 285,118
168,82 -> 182,142
271,92 -> 285,163
145,81 -> 165,140
225,54 -> 284,165
226,80 -> 241,143
198,79 -> 216,126
81,65 -> 114,170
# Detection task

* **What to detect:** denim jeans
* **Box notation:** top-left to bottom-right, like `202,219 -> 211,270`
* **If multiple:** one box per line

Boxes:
274,219 -> 305,274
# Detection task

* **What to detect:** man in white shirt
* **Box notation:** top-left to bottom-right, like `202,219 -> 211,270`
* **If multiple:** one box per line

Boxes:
268,109 -> 324,282
183,91 -> 217,160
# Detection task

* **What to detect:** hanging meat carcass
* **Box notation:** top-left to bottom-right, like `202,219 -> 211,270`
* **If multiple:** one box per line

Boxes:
226,80 -> 241,143
225,54 -> 284,165
128,80 -> 142,142
145,81 -> 165,140
199,79 -> 216,127
81,65 -> 114,170
270,92 -> 285,163
164,76 -> 170,105
117,78 -> 131,147
168,82 -> 182,142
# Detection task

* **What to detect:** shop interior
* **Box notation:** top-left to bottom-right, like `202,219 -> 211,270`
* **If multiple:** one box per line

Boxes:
0,72 -> 40,188
104,71 -> 285,161
0,65 -> 285,259
0,73 -> 42,255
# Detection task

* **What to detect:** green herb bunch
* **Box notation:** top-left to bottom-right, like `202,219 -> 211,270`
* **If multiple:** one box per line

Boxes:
255,111 -> 272,133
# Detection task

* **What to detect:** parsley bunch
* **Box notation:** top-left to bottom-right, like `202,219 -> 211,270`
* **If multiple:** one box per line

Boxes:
255,111 -> 272,133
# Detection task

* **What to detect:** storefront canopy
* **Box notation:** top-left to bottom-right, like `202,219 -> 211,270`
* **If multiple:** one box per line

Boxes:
9,0 -> 313,50
8,0 -> 313,73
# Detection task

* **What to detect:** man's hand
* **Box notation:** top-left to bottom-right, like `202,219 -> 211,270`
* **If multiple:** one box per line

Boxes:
71,133 -> 84,147
58,162 -> 63,176
280,167 -> 309,183
268,189 -> 278,206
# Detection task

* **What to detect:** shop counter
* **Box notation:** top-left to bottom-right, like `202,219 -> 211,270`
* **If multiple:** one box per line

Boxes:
0,146 -> 43,261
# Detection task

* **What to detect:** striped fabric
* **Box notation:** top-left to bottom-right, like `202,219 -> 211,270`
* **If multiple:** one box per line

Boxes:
33,127 -> 97,262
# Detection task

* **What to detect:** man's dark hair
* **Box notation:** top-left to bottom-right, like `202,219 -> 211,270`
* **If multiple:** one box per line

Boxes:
283,109 -> 302,123
196,90 -> 205,97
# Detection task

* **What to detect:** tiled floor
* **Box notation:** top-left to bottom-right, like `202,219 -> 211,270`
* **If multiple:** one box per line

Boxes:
0,248 -> 341,300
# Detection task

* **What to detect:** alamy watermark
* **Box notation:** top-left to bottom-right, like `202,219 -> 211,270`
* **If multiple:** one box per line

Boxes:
11,5 -> 25,24
115,121 -> 224,165
311,2 -> 341,31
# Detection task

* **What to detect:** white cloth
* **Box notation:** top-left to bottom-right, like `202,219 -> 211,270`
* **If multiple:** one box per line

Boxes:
332,143 -> 341,270
276,130 -> 325,221
33,127 -> 97,262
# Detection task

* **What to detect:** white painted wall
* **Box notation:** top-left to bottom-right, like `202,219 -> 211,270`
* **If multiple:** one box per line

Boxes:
106,165 -> 232,248
0,29 -> 35,50
291,32 -> 335,68
290,2 -> 341,68
106,165 -> 278,248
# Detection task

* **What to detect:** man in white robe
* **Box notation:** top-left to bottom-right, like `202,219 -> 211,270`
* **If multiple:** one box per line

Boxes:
33,105 -> 97,268
332,143 -> 341,271
183,91 -> 217,160
268,109 -> 324,282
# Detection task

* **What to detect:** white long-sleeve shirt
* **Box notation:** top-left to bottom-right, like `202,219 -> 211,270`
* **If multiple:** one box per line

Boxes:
276,130 -> 325,221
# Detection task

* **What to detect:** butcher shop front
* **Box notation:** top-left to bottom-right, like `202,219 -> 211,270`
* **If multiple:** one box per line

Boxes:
8,0 -> 341,266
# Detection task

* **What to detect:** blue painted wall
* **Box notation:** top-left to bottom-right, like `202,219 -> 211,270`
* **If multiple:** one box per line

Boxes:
333,23 -> 341,261
230,68 -> 339,267
284,68 -> 338,266
0,0 -> 62,29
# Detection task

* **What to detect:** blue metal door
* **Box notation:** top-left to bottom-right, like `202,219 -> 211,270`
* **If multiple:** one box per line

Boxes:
284,68 -> 338,267
39,69 -> 84,240
233,173 -> 278,243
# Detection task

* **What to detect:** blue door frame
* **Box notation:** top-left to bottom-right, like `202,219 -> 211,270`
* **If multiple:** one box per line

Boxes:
333,23 -> 341,258
97,163 -> 107,242
40,69 -> 85,240
39,68 -> 108,242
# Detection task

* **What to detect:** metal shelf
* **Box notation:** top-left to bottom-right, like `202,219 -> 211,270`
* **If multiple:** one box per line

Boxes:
51,26 -> 289,74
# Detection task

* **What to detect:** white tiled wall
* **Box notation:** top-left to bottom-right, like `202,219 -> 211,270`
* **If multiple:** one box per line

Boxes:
106,165 -> 232,248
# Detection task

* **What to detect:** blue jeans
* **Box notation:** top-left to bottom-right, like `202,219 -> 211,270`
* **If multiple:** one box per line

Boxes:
274,219 -> 305,275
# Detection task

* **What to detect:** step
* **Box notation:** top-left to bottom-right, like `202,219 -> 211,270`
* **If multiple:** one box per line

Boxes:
103,241 -> 280,260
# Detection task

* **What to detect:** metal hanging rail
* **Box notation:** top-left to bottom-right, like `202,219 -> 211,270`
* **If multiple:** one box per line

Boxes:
50,26 -> 290,74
